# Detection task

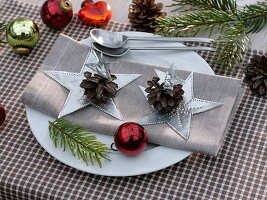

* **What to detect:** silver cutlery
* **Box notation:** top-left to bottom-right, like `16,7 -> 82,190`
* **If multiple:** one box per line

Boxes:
91,42 -> 215,57
90,29 -> 214,48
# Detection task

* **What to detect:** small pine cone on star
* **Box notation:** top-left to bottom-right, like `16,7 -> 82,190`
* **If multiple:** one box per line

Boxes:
128,0 -> 166,32
243,55 -> 267,97
80,72 -> 118,105
145,76 -> 184,112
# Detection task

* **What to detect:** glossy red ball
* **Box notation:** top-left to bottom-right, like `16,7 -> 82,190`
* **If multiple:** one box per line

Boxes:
40,0 -> 73,30
78,1 -> 112,27
0,104 -> 6,126
114,122 -> 148,156
81,0 -> 93,8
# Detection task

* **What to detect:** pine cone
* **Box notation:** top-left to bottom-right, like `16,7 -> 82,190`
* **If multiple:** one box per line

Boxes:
243,55 -> 267,97
80,72 -> 118,105
128,0 -> 166,32
145,77 -> 184,112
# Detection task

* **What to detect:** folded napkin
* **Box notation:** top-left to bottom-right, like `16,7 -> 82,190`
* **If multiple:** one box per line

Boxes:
22,34 -> 243,156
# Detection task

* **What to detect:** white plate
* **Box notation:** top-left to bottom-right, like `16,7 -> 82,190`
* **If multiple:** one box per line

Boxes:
26,32 -> 214,177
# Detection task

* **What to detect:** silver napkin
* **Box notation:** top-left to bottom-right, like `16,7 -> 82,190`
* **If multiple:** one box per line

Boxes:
22,34 -> 243,156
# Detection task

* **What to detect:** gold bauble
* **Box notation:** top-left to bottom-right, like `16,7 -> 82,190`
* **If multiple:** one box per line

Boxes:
6,18 -> 40,55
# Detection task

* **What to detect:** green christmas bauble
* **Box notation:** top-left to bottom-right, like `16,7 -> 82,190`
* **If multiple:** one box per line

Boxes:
6,18 -> 40,55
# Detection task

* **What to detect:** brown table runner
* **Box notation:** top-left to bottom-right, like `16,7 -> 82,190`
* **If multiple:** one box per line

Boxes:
0,0 -> 266,199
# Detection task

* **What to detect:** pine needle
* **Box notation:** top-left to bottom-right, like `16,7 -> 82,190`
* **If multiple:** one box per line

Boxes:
48,118 -> 111,167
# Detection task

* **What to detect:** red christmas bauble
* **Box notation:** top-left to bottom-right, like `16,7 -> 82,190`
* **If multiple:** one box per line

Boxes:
0,104 -> 6,126
40,0 -> 73,29
78,0 -> 112,27
81,0 -> 93,8
114,122 -> 148,156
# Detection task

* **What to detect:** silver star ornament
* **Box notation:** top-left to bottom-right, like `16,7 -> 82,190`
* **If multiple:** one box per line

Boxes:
138,66 -> 223,140
43,50 -> 141,120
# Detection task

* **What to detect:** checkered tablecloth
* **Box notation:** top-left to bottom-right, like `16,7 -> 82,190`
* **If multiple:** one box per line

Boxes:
0,0 -> 266,199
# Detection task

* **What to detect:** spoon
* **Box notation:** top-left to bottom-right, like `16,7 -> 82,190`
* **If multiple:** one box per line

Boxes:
90,29 -> 214,48
91,42 -> 215,57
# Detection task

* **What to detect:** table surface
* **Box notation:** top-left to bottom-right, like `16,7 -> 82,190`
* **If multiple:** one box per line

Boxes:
0,0 -> 266,200
21,0 -> 267,52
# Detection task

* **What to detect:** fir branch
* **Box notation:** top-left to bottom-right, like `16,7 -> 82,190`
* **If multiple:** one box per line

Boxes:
155,10 -> 236,37
49,118 -> 111,167
168,0 -> 237,13
213,22 -> 249,70
154,0 -> 267,70
156,12 -> 248,69
239,1 -> 267,33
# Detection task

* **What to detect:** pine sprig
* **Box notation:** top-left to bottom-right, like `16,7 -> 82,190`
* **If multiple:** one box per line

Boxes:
214,22 -> 249,69
49,118 -> 111,167
0,22 -> 6,47
168,0 -> 237,13
154,0 -> 267,70
155,10 -> 236,37
240,2 -> 267,33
